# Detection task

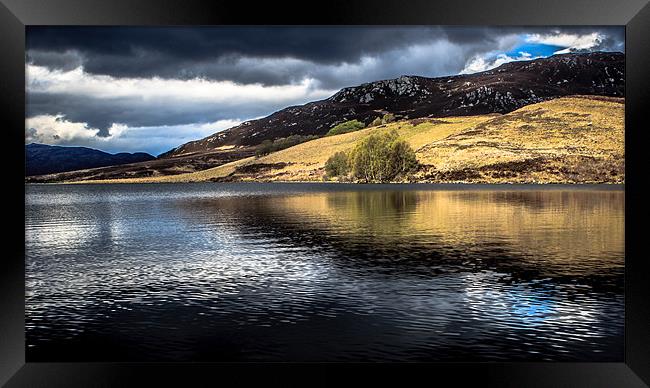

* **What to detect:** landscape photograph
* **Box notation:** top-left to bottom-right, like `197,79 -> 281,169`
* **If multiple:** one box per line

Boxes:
25,26 -> 625,361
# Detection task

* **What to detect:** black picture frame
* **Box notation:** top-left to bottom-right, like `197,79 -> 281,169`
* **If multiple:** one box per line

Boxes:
2,0 -> 649,386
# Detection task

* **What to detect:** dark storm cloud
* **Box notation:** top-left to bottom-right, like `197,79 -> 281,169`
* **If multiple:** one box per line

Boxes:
26,89 -> 303,137
26,49 -> 84,72
28,26 -> 477,87
27,26 -> 624,86
27,26 -> 469,66
569,32 -> 625,53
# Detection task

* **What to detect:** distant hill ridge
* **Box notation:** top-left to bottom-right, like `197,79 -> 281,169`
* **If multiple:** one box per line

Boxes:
26,143 -> 155,176
164,51 -> 624,157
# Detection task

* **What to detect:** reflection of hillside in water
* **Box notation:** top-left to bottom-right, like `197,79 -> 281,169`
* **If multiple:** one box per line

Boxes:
180,189 -> 624,282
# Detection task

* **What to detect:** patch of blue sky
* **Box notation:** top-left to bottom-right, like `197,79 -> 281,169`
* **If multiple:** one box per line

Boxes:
505,43 -> 567,58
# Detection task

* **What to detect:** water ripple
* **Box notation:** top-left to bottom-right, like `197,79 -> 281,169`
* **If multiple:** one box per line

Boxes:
25,183 -> 624,361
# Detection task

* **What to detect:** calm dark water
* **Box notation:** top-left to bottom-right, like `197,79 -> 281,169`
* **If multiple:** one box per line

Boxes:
25,183 -> 624,361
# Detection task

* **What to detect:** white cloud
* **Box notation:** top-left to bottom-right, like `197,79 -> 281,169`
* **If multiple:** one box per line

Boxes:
100,119 -> 245,155
26,114 -> 102,143
26,64 -> 333,105
460,30 -> 615,75
525,32 -> 605,54
460,51 -> 538,74
26,114 -> 243,155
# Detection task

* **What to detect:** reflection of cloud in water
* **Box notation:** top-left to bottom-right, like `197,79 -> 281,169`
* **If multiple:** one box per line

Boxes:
463,271 -> 602,328
460,270 -> 622,357
26,217 -> 99,251
26,194 -> 338,334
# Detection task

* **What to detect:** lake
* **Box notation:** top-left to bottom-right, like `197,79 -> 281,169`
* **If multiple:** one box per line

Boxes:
25,183 -> 625,361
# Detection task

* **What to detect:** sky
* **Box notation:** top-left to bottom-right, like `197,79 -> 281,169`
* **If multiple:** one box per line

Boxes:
25,26 -> 624,156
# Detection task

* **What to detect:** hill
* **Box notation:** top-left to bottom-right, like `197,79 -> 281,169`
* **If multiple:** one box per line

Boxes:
59,96 -> 623,184
163,52 -> 624,158
25,143 -> 155,176
25,145 -> 255,182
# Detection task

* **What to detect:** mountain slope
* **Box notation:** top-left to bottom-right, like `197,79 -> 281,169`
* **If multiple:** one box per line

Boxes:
165,52 -> 624,157
65,96 -> 624,184
25,143 -> 155,176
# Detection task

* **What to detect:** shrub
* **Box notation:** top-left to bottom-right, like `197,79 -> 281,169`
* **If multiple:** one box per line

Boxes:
324,151 -> 350,178
255,135 -> 318,157
388,138 -> 419,177
326,120 -> 365,136
349,130 -> 418,182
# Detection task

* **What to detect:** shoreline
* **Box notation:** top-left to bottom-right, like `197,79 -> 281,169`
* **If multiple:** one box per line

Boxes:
24,180 -> 625,190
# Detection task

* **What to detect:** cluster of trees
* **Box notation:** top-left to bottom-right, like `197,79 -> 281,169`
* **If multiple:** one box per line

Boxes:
256,135 -> 318,157
325,114 -> 398,137
326,120 -> 366,136
325,130 -> 418,182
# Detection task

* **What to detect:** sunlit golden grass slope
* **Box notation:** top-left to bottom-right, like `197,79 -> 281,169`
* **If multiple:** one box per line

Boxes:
414,95 -> 624,183
75,95 -> 624,184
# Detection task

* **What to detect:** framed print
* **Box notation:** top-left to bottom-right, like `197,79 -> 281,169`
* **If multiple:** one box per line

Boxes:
2,0 -> 650,386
